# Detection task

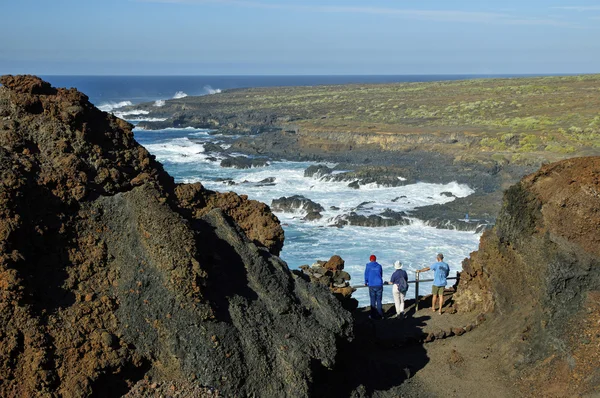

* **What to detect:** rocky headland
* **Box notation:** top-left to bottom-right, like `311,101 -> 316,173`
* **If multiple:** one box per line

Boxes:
0,76 -> 352,397
1,76 -> 599,397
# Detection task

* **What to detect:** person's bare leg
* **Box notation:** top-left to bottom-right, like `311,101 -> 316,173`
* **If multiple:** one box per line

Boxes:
438,293 -> 444,314
431,294 -> 437,312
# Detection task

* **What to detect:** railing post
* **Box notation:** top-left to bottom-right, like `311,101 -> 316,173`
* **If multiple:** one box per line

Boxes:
415,271 -> 420,311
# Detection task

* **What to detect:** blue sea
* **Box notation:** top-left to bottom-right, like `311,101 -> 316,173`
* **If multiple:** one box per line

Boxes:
42,75 -> 493,306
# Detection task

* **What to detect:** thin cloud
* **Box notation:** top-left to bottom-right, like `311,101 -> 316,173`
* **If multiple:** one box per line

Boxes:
552,6 -> 600,11
136,0 -> 579,26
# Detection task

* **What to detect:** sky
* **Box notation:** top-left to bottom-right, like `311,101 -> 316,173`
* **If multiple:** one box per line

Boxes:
1,0 -> 599,75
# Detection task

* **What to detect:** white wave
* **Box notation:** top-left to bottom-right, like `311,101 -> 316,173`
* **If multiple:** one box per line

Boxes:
204,85 -> 222,95
154,100 -> 166,107
114,109 -> 150,119
125,117 -> 168,122
173,91 -> 188,99
143,137 -> 209,164
136,130 -> 483,307
98,101 -> 133,112
280,221 -> 481,306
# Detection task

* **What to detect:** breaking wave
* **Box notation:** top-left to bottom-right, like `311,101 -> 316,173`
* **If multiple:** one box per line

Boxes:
98,101 -> 133,112
154,100 -> 166,107
114,109 -> 150,118
173,91 -> 188,99
204,85 -> 222,95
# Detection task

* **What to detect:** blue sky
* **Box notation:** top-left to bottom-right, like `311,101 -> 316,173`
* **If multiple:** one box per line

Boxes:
1,0 -> 599,75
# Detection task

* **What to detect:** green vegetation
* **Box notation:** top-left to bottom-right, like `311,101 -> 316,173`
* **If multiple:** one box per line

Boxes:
141,74 -> 600,163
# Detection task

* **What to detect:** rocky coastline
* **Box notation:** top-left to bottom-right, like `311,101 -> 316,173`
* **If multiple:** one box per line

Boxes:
2,76 -> 599,397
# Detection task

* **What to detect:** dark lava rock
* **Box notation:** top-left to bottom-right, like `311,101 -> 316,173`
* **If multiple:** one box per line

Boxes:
409,191 -> 500,232
0,76 -> 352,398
440,191 -> 456,198
348,181 -> 360,189
324,166 -> 412,187
334,212 -> 410,227
380,209 -> 410,222
303,211 -> 323,221
271,195 -> 325,214
304,164 -> 333,178
215,178 -> 236,185
220,156 -> 269,169
256,177 -> 276,186
202,142 -> 224,153
354,201 -> 375,211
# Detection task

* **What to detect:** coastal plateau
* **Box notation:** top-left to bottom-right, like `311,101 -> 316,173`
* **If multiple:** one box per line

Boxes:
121,74 -> 600,229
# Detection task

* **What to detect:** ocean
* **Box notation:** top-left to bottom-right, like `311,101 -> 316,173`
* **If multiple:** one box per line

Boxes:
42,75 -> 489,307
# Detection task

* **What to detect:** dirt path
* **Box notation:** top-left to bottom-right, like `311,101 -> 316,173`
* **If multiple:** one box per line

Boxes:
316,292 -> 520,397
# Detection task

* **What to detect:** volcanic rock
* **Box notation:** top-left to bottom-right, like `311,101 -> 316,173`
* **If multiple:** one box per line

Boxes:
324,255 -> 345,271
334,212 -> 410,227
300,256 -> 358,311
220,156 -> 269,169
304,164 -> 333,178
0,76 -> 353,397
303,211 -> 323,221
454,156 -> 600,396
202,142 -> 224,153
271,195 -> 325,214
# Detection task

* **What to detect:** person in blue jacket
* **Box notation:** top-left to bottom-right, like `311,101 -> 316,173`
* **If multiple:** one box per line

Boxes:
364,254 -> 384,319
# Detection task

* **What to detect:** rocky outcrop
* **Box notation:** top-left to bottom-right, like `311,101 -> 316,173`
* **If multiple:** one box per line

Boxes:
304,164 -> 333,178
219,155 -> 269,169
454,157 -> 600,396
175,182 -> 284,255
271,195 -> 325,214
298,256 -> 358,311
0,76 -> 352,397
333,211 -> 410,228
409,191 -> 500,232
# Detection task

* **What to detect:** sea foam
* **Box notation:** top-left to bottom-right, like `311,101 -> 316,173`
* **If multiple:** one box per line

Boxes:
98,101 -> 133,112
204,85 -> 222,95
134,127 -> 483,306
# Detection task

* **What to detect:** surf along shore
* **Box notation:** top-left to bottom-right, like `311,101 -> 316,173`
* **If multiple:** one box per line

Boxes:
121,74 -> 600,229
2,75 -> 599,397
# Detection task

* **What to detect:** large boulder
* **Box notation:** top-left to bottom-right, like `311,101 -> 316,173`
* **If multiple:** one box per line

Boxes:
271,195 -> 325,214
0,76 -> 352,397
454,157 -> 600,396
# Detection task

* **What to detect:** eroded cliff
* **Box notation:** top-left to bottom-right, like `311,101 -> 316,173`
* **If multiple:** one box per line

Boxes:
0,76 -> 352,397
454,157 -> 600,396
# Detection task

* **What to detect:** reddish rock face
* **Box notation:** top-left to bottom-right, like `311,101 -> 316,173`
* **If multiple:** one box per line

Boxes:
0,76 -> 351,397
324,254 -> 345,271
454,157 -> 600,396
175,182 -> 284,255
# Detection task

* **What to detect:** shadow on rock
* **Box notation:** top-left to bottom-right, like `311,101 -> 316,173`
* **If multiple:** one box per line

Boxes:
193,216 -> 259,323
314,308 -> 430,397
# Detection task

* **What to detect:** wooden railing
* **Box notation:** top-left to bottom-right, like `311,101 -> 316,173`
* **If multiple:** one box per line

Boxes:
351,272 -> 459,310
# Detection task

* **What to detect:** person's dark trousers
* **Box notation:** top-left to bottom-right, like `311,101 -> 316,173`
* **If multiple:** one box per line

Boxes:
369,285 -> 384,318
